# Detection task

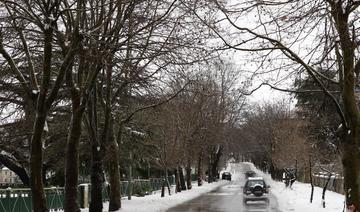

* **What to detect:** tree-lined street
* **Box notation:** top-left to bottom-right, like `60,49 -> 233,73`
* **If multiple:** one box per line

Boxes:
168,163 -> 281,212
1,0 -> 360,212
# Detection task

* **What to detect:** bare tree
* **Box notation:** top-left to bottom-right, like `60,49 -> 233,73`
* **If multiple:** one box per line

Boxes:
186,0 -> 360,208
0,1 -> 80,211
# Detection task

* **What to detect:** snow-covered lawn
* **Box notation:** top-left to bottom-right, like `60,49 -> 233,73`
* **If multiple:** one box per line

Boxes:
245,162 -> 346,212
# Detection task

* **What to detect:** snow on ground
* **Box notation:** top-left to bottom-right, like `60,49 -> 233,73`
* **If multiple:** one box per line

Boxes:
81,162 -> 346,212
81,168 -> 232,212
117,181 -> 227,212
245,162 -> 346,212
86,182 -> 227,212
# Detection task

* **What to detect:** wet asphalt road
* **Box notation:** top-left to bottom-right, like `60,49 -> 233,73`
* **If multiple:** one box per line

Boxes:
167,163 -> 281,212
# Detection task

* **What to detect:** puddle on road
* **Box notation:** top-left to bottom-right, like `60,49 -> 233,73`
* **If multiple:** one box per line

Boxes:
224,185 -> 242,189
205,192 -> 240,196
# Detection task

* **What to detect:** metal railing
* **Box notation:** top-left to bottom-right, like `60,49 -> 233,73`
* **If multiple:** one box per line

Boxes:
312,174 -> 344,194
0,176 -> 176,211
120,176 -> 175,197
0,187 -> 64,212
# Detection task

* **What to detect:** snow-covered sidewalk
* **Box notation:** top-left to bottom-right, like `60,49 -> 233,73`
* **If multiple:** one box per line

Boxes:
81,163 -> 238,212
246,162 -> 346,212
81,177 -> 228,212
117,180 -> 226,212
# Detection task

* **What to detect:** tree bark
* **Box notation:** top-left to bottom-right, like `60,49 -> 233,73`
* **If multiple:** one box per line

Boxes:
128,150 -> 133,200
165,169 -> 171,195
342,137 -> 360,209
179,166 -> 187,190
197,148 -> 204,186
161,179 -> 166,197
30,112 -> 48,212
174,168 -> 181,193
29,17 -> 55,212
208,152 -> 213,183
64,105 -> 85,212
107,121 -> 121,211
185,161 -> 192,190
309,156 -> 314,203
334,5 -> 360,210
87,88 -> 104,212
89,139 -> 104,212
161,168 -> 171,197
211,146 -> 223,180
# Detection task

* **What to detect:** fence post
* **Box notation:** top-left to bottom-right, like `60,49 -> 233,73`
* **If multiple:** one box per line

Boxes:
5,187 -> 11,212
79,184 -> 89,208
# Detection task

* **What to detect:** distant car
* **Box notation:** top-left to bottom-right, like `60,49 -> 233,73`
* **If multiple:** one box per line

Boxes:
221,172 -> 232,181
245,170 -> 256,178
243,177 -> 270,205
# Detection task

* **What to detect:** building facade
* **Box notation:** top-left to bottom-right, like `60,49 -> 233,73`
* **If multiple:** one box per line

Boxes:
0,167 -> 21,185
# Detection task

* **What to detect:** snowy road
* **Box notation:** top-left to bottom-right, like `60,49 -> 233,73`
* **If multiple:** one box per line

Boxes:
167,163 -> 281,212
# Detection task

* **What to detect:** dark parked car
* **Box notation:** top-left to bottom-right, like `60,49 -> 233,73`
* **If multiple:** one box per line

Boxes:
221,172 -> 232,181
245,170 -> 256,178
243,177 -> 270,205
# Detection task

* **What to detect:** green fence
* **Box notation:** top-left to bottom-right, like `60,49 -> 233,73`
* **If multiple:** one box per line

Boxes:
0,187 -> 64,212
0,176 -> 175,211
120,176 -> 175,197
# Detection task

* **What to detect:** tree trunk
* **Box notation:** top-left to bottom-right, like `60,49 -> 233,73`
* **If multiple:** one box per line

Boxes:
208,152 -> 213,183
335,6 -> 360,210
165,169 -> 171,195
322,173 -> 332,208
128,150 -> 133,200
87,89 -> 104,212
185,161 -> 192,190
211,146 -> 223,180
64,106 -> 84,212
342,138 -> 360,210
107,121 -> 121,211
309,156 -> 314,203
179,166 -> 186,190
161,168 -> 171,197
197,149 -> 204,186
161,179 -> 166,197
89,139 -> 104,212
30,112 -> 48,212
174,168 -> 181,193
29,23 -> 55,212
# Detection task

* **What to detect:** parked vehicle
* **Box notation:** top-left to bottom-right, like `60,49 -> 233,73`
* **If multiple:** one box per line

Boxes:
245,170 -> 256,178
243,177 -> 270,205
221,172 -> 232,181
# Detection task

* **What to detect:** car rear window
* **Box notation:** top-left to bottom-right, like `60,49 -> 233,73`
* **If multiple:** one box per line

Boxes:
246,180 -> 265,187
